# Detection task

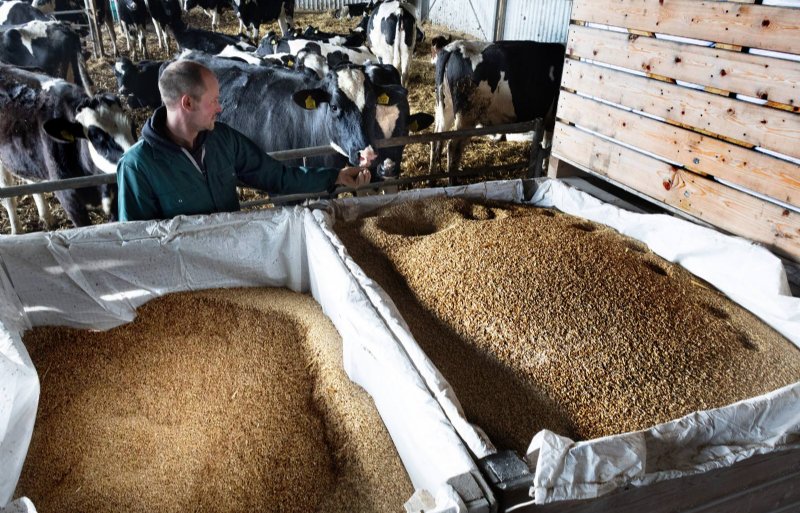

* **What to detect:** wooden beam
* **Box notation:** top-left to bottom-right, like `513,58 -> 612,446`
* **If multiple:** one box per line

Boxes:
566,25 -> 800,110
571,0 -> 800,56
560,59 -> 800,160
556,91 -> 800,206
551,122 -> 800,261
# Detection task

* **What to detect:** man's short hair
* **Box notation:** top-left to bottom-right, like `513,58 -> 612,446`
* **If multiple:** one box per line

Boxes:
158,60 -> 210,107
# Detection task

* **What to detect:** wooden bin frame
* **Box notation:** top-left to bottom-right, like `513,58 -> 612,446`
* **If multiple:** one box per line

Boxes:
548,0 -> 800,263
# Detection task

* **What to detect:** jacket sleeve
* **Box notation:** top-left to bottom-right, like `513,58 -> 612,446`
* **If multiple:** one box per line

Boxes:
226,125 -> 340,195
117,154 -> 160,221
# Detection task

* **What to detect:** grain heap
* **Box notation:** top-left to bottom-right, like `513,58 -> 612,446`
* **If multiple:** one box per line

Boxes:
16,288 -> 412,513
334,197 -> 800,454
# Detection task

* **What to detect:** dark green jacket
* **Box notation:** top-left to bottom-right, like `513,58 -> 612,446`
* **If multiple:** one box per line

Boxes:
117,107 -> 340,221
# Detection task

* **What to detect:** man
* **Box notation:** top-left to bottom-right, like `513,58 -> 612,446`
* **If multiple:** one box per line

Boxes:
116,60 -> 370,221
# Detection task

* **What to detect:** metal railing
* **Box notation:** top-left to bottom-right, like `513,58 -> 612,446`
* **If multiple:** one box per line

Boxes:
0,120 -> 547,219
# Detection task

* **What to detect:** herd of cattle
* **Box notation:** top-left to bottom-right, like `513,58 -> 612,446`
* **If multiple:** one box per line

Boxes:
0,0 -> 565,234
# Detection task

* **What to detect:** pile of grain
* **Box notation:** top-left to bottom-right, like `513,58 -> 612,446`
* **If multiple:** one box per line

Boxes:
16,288 -> 412,513
334,197 -> 800,454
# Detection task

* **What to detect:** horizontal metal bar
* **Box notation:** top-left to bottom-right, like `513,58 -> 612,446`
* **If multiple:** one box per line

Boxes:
0,121 -> 542,199
241,161 -> 528,208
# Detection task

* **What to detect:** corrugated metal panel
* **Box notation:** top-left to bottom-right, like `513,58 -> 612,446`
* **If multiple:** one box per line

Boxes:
295,0 -> 348,11
502,0 -> 572,43
426,0 -> 499,40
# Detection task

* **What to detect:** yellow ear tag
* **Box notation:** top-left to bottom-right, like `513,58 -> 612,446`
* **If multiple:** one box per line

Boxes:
377,92 -> 390,105
287,59 -> 294,67
60,130 -> 75,142
305,95 -> 317,109
409,120 -> 418,132
270,38 -> 276,45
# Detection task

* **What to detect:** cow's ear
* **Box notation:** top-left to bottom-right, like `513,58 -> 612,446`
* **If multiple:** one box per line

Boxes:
292,89 -> 330,110
43,118 -> 86,143
408,112 -> 434,132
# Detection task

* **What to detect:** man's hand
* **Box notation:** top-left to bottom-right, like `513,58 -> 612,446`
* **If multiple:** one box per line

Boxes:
336,166 -> 371,188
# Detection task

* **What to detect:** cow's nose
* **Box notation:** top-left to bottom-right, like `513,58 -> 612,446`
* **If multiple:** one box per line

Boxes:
377,158 -> 397,179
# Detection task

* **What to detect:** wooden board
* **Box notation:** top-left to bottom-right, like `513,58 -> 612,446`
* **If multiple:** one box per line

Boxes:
556,91 -> 800,206
566,25 -> 800,109
527,445 -> 800,512
571,0 -> 800,56
560,59 -> 800,160
551,122 -> 800,261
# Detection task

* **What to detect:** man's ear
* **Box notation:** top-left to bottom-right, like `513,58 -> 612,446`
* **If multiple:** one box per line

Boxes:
43,118 -> 86,143
180,93 -> 194,111
292,89 -> 331,110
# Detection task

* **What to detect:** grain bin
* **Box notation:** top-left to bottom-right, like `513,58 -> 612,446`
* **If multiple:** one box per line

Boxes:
0,207 -> 487,513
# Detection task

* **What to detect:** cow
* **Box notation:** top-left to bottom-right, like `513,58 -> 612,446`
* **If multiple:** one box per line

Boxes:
366,0 -> 417,85
231,0 -> 293,41
145,0 -> 181,52
0,20 -> 93,93
429,34 -> 451,64
257,35 -> 377,70
168,18 -> 256,54
0,63 -> 136,233
179,51 -> 386,171
114,57 -> 163,109
0,1 -> 52,25
300,25 -> 366,47
182,0 -> 229,32
429,40 -> 566,182
332,1 -> 372,19
116,0 -> 151,60
32,0 -> 117,56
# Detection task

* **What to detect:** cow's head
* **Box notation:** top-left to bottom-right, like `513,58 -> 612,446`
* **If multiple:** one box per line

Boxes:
292,66 -> 378,168
31,0 -> 55,13
44,93 -> 136,175
113,57 -> 135,96
430,35 -> 452,65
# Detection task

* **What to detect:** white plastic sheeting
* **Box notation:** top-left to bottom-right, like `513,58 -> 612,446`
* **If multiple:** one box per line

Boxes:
0,207 -> 479,511
323,178 -> 800,506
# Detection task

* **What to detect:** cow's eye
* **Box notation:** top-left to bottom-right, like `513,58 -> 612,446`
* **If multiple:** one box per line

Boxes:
330,104 -> 338,113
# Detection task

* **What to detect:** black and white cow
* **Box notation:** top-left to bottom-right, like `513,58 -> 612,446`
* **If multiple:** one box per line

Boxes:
332,1 -> 372,19
366,0 -> 417,85
0,63 -> 136,233
300,25 -> 366,47
145,0 -> 181,52
114,57 -> 163,109
232,0 -> 293,40
182,0 -> 229,32
429,40 -> 565,180
0,20 -> 93,93
180,51 -> 382,169
429,34 -> 451,64
168,18 -> 255,54
0,1 -> 51,25
33,0 -> 117,56
117,0 -> 151,60
258,35 -> 377,70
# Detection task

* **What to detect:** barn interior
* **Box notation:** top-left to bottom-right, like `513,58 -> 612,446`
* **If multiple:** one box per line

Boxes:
0,0 -> 799,512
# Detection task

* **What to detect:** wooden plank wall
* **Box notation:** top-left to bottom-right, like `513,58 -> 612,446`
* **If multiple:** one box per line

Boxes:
548,0 -> 800,262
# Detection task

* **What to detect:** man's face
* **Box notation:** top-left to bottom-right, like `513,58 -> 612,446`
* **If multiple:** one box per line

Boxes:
192,71 -> 222,132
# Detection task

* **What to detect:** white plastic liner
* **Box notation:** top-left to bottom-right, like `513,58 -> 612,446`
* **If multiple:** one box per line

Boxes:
0,208 -> 478,511
322,178 -> 800,506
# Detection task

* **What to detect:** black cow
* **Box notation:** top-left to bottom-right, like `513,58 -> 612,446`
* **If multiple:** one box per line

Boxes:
169,18 -> 255,54
366,0 -> 417,85
0,63 -> 136,233
0,20 -> 93,93
117,0 -> 150,60
232,0 -> 293,40
180,51 -> 384,169
145,0 -> 181,52
182,0 -> 229,31
0,1 -> 51,25
114,57 -> 163,109
33,0 -> 117,56
429,40 -> 566,180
